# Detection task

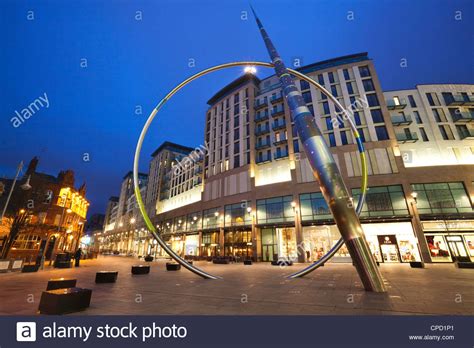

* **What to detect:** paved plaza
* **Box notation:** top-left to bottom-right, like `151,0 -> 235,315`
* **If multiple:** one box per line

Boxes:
0,256 -> 473,315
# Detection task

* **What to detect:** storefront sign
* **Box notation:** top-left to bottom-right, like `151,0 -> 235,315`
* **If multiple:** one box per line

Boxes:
422,220 -> 474,232
377,235 -> 397,245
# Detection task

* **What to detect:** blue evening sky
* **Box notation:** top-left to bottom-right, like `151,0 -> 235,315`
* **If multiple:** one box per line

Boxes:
1,0 -> 472,216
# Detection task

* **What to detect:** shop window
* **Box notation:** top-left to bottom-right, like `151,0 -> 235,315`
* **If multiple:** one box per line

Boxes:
425,235 -> 452,262
411,182 -> 473,215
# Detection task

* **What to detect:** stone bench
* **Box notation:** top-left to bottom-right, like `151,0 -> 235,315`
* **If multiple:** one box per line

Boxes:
166,262 -> 181,271
131,265 -> 150,275
95,271 -> 118,283
456,262 -> 474,269
244,260 -> 252,265
55,261 -> 72,269
22,264 -> 39,273
38,287 -> 92,315
271,260 -> 293,266
410,261 -> 425,268
47,278 -> 77,290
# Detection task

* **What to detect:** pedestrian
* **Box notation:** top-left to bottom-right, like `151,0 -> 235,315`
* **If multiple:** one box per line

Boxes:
74,247 -> 82,267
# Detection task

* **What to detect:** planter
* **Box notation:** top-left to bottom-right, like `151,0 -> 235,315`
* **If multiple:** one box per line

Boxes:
38,287 -> 92,315
131,265 -> 150,275
166,262 -> 181,271
95,271 -> 118,283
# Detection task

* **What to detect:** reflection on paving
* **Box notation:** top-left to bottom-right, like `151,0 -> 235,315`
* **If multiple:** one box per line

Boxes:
0,256 -> 472,315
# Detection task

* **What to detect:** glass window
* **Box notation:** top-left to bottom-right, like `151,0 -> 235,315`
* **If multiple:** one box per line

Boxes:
414,111 -> 422,124
322,101 -> 330,115
186,212 -> 202,232
419,127 -> 429,141
300,80 -> 310,90
362,79 -> 375,92
317,74 -> 324,85
203,207 -> 220,229
328,72 -> 335,84
341,131 -> 348,145
299,192 -> 331,221
328,133 -> 336,147
352,185 -> 409,217
293,139 -> 300,153
371,109 -> 384,123
256,196 -> 295,224
302,91 -> 312,103
358,65 -> 371,77
343,68 -> 350,80
426,93 -> 435,106
375,126 -> 389,140
366,93 -> 380,107
325,117 -> 333,131
408,95 -> 417,107
411,182 -> 473,214
346,82 -> 354,95
354,111 -> 362,126
224,201 -> 252,227
426,235 -> 452,262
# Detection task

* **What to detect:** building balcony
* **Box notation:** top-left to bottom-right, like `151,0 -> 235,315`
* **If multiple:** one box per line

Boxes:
459,128 -> 474,140
270,93 -> 283,104
255,141 -> 271,150
254,114 -> 269,122
274,151 -> 289,160
272,122 -> 287,131
273,137 -> 288,145
396,132 -> 419,143
452,111 -> 474,123
444,94 -> 474,106
255,126 -> 270,136
256,154 -> 272,164
254,99 -> 268,110
386,98 -> 407,110
390,114 -> 413,126
271,108 -> 285,117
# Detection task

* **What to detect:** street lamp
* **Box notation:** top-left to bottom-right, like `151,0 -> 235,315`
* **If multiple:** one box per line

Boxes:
130,217 -> 136,224
411,192 -> 418,204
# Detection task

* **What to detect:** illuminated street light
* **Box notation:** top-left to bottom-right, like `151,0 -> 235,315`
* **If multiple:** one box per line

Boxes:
130,217 -> 136,224
244,66 -> 257,74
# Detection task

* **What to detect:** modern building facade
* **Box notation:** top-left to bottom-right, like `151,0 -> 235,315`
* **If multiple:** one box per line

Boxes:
101,53 -> 474,264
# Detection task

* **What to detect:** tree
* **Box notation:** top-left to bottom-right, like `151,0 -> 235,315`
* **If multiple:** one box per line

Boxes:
1,211 -> 29,259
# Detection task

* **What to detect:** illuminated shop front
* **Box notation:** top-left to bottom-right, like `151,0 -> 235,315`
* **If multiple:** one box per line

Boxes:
184,234 -> 199,257
224,230 -> 253,259
224,201 -> 253,259
422,220 -> 474,263
302,222 -> 421,263
257,195 -> 297,261
299,185 -> 420,263
260,227 -> 297,262
201,232 -> 219,257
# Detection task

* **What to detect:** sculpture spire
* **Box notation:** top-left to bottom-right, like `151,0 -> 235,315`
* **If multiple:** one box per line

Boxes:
250,7 -> 386,292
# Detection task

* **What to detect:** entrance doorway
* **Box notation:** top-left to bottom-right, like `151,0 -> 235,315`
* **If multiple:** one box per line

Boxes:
261,228 -> 277,262
377,235 -> 400,263
446,235 -> 470,262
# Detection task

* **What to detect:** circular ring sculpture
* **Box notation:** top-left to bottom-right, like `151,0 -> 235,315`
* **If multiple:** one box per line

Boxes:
133,61 -> 368,280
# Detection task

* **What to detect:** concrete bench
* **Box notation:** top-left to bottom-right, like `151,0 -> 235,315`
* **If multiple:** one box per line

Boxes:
166,262 -> 181,271
38,287 -> 92,315
22,264 -> 39,273
131,265 -> 150,275
271,260 -> 293,266
456,262 -> 474,269
47,278 -> 77,290
410,261 -> 425,268
95,271 -> 118,283
244,260 -> 252,265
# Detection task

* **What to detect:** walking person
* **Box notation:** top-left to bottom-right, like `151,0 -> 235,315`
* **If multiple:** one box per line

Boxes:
74,247 -> 82,267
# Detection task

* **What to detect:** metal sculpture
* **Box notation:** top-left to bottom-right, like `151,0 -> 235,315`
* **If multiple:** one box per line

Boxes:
250,7 -> 386,292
